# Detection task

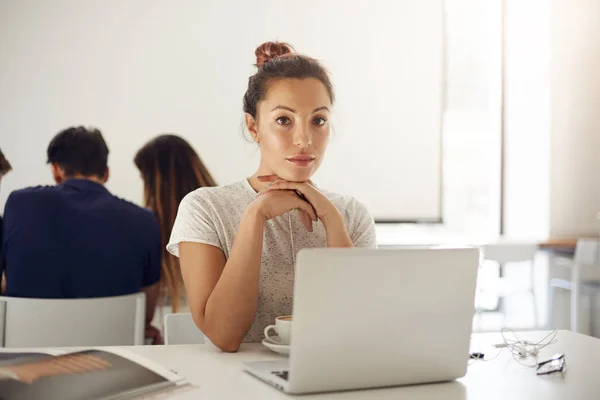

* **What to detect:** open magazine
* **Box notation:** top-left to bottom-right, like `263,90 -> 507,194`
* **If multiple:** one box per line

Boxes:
0,348 -> 188,400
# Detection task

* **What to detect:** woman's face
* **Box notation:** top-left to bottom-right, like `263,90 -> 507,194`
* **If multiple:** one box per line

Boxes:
247,78 -> 332,182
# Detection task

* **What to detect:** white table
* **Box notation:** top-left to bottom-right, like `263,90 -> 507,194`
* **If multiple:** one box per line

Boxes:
120,330 -> 598,399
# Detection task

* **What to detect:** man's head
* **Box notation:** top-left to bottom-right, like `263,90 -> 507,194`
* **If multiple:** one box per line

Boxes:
47,126 -> 110,184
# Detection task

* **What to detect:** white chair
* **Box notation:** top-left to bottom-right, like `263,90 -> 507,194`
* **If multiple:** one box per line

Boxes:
164,313 -> 206,345
0,293 -> 145,348
478,243 -> 539,326
549,239 -> 600,335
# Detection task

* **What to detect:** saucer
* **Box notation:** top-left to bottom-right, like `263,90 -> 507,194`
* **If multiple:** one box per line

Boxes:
262,338 -> 290,355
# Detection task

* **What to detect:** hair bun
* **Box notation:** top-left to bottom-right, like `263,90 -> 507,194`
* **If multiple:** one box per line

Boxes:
255,41 -> 295,67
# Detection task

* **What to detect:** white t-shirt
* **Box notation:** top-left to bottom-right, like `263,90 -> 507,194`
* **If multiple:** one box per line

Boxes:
167,179 -> 376,342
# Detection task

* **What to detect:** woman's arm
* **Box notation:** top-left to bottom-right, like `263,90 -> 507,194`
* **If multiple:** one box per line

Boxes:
320,210 -> 354,248
179,191 -> 317,352
179,203 -> 264,352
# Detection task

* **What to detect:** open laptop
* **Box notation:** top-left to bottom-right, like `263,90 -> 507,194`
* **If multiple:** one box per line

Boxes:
244,247 -> 480,394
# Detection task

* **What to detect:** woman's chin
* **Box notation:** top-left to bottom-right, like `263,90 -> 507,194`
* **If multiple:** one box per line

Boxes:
277,169 -> 313,183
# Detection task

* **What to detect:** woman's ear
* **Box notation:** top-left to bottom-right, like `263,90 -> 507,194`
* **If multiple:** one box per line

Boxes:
245,113 -> 259,143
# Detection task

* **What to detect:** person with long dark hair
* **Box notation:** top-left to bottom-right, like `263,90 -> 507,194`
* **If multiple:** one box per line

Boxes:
135,134 -> 216,313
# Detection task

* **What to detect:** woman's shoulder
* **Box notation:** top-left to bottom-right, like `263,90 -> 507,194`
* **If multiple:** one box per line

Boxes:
180,180 -> 254,211
169,183 -> 252,257
185,180 -> 245,198
319,188 -> 370,217
320,187 -> 359,206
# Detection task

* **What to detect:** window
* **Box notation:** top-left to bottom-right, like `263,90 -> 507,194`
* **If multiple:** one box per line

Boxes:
377,0 -> 503,243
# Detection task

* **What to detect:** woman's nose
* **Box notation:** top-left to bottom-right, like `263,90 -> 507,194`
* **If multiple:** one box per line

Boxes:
293,125 -> 312,147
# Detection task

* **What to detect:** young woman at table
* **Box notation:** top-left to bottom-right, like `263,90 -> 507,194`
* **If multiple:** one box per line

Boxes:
167,41 -> 376,352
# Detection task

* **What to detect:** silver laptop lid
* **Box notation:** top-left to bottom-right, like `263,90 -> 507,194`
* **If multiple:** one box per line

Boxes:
287,247 -> 480,394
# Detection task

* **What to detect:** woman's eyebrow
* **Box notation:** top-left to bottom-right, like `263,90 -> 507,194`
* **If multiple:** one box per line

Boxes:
270,105 -> 296,113
269,105 -> 330,113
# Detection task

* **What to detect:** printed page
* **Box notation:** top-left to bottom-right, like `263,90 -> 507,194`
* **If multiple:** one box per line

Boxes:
0,349 -> 187,400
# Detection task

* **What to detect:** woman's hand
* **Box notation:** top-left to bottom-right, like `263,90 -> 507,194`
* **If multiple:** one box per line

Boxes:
258,176 -> 337,219
256,175 -> 342,232
256,175 -> 353,247
253,185 -> 318,232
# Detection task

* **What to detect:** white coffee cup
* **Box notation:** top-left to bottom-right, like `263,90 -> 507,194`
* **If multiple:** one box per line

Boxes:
264,315 -> 292,345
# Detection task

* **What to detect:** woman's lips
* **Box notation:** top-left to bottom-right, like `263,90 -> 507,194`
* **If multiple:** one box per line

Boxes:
286,155 -> 315,167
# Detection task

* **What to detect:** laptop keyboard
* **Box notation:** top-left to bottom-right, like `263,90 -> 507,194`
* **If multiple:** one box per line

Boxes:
271,370 -> 289,380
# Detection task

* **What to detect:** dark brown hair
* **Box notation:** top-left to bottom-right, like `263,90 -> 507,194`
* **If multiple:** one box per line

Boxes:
47,126 -> 109,178
243,41 -> 335,119
134,134 -> 216,312
0,148 -> 11,178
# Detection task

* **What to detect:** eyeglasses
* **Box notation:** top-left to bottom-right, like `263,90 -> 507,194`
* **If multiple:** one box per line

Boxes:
536,353 -> 566,375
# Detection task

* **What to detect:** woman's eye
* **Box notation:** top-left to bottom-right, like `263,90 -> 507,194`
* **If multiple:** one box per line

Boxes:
313,117 -> 327,126
276,116 -> 291,125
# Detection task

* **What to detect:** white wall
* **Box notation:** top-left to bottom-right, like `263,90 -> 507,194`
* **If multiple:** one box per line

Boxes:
504,0 -> 600,240
550,0 -> 600,237
503,0 -> 550,239
0,0 -> 444,222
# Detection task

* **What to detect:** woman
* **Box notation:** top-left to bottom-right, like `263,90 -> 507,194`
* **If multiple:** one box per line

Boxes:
135,135 -> 216,313
167,42 -> 376,352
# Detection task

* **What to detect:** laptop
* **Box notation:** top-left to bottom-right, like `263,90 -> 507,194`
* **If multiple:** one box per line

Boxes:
244,247 -> 480,394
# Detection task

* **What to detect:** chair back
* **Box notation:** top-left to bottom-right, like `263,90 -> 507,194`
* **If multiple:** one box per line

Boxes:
0,293 -> 145,347
164,313 -> 206,345
574,239 -> 600,266
571,239 -> 600,280
481,243 -> 538,264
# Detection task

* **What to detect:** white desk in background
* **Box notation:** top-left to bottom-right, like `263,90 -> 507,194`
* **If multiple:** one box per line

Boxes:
377,232 -> 583,332
374,229 -> 547,249
94,330 -> 598,399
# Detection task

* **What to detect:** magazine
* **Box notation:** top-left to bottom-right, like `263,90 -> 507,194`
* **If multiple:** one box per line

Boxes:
0,348 -> 188,400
